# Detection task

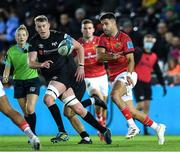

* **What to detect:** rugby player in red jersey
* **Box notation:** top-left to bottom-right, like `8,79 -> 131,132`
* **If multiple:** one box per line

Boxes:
78,19 -> 109,141
97,12 -> 166,145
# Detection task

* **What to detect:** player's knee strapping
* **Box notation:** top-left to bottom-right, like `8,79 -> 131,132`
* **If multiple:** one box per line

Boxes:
45,85 -> 60,99
63,95 -> 79,106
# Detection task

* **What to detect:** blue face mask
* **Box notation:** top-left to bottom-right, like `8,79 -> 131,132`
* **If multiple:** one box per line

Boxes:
144,42 -> 154,51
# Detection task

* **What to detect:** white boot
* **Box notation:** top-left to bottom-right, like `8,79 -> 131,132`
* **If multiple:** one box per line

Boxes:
30,136 -> 41,150
126,126 -> 140,139
156,124 -> 166,145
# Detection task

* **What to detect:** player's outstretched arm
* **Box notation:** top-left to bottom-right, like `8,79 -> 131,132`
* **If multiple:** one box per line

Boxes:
3,64 -> 10,84
125,53 -> 135,86
125,53 -> 135,74
73,39 -> 84,66
28,51 -> 53,69
73,39 -> 85,81
3,51 -> 11,83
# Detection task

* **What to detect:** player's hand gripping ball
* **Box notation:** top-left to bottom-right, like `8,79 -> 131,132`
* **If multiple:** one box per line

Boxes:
58,34 -> 74,56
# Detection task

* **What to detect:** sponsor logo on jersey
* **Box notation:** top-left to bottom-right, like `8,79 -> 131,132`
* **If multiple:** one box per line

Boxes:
52,42 -> 58,46
30,87 -> 36,92
115,42 -> 121,48
127,41 -> 134,49
38,44 -> 44,48
85,52 -> 97,59
52,76 -> 58,80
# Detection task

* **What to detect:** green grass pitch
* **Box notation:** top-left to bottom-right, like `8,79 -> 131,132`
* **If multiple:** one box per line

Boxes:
0,135 -> 179,151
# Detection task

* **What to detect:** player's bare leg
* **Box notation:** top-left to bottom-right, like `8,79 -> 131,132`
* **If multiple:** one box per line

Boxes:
18,98 -> 28,116
136,100 -> 150,135
127,100 -> 166,144
143,100 -> 150,135
0,95 -> 40,150
103,96 -> 108,125
18,98 -> 32,143
18,94 -> 38,136
111,81 -> 140,138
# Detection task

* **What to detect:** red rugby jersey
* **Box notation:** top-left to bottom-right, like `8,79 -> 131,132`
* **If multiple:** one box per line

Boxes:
78,36 -> 106,78
135,52 -> 157,82
98,31 -> 134,81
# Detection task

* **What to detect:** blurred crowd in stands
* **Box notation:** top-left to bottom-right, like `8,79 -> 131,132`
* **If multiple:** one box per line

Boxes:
0,0 -> 180,85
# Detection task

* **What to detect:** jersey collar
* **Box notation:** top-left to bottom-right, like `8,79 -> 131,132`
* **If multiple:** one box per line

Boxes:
16,43 -> 29,53
82,36 -> 95,43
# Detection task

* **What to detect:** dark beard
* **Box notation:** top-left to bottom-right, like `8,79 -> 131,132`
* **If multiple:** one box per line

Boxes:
104,30 -> 111,36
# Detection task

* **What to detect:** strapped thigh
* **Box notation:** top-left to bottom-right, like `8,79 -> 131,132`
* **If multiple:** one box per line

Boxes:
45,85 -> 60,99
63,95 -> 79,107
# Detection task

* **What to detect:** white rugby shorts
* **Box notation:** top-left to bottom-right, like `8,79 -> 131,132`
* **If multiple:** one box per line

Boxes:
85,74 -> 108,97
0,81 -> 5,97
111,72 -> 137,101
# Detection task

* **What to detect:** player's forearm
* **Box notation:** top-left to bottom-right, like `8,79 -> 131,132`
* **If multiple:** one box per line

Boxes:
73,39 -> 84,65
77,47 -> 84,66
97,47 -> 114,61
73,56 -> 78,65
97,52 -> 115,61
127,60 -> 134,73
28,61 -> 42,69
3,66 -> 11,78
126,53 -> 135,73
28,52 -> 42,69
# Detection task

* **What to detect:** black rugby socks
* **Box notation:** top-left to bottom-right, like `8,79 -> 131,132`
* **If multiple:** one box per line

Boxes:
82,111 -> 107,134
81,98 -> 92,107
48,104 -> 66,133
25,112 -> 36,135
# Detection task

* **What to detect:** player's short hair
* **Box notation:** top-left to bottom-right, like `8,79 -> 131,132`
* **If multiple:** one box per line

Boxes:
15,24 -> 29,36
99,12 -> 116,21
34,15 -> 48,23
81,19 -> 93,25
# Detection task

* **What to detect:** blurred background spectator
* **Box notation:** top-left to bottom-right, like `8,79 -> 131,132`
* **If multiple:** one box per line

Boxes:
153,21 -> 170,71
57,13 -> 74,35
166,58 -> 180,85
71,8 -> 86,39
122,20 -> 143,51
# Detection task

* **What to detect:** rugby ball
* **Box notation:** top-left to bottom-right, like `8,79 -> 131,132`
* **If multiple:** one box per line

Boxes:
58,34 -> 74,56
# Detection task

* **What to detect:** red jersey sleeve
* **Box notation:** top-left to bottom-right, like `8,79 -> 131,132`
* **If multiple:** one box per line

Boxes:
98,35 -> 106,49
123,35 -> 135,54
